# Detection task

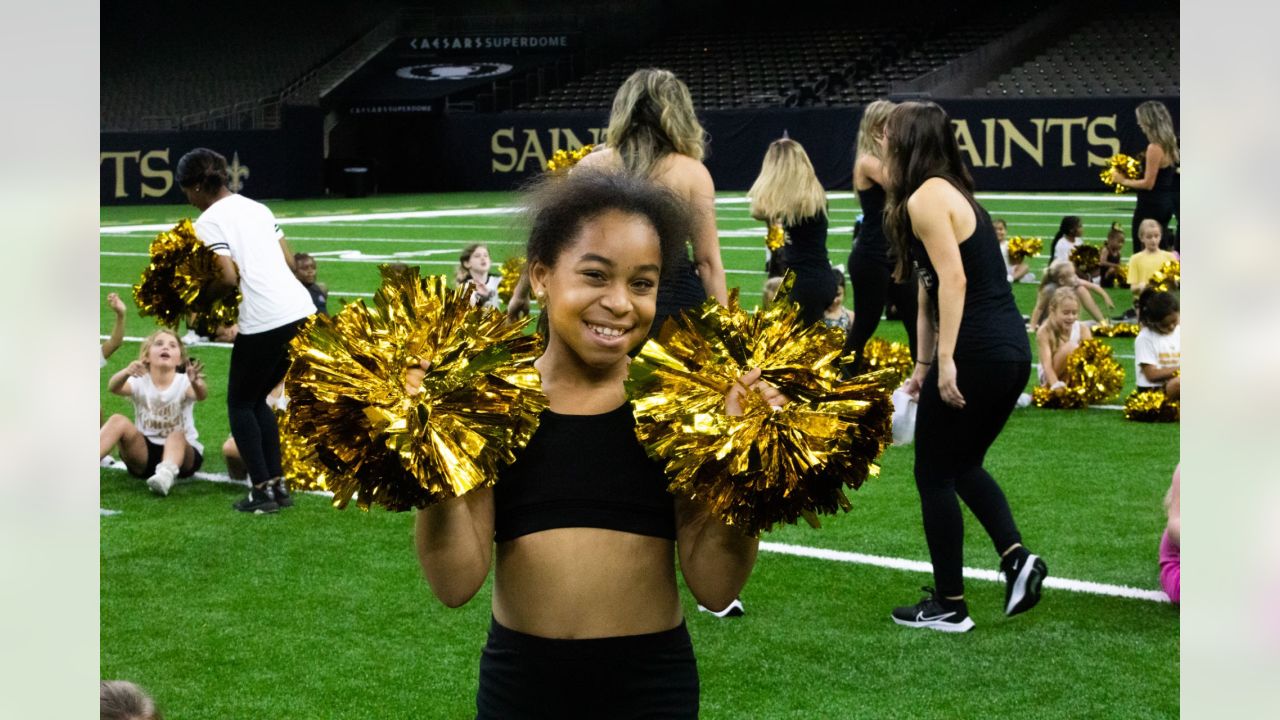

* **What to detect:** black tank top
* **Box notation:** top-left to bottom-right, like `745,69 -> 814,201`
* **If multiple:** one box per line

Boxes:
782,212 -> 831,272
909,202 -> 1031,363
852,183 -> 890,265
493,402 -> 676,542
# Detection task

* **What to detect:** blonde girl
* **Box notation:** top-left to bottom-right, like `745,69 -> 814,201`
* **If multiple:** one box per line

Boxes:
1028,259 -> 1115,328
1035,287 -> 1094,389
100,329 -> 207,496
748,137 -> 835,325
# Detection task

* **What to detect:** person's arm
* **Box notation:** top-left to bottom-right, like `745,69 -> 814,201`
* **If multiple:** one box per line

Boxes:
1035,327 -> 1060,387
1079,323 -> 1093,341
107,361 -> 143,397
905,280 -> 935,399
280,236 -> 297,273
675,368 -> 780,610
908,183 -> 967,408
688,163 -> 729,305
1081,279 -> 1115,308
414,487 -> 495,607
1113,143 -> 1166,191
1140,363 -> 1180,383
1028,290 -> 1047,329
185,359 -> 208,401
506,269 -> 531,321
102,292 -> 127,360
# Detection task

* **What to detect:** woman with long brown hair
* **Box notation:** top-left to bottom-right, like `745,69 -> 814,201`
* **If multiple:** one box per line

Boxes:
882,101 -> 1047,632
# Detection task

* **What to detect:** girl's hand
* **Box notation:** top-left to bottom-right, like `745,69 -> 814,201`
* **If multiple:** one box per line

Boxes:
725,368 -> 789,416
186,358 -> 204,383
471,279 -> 492,298
904,362 -> 929,400
126,360 -> 146,377
937,357 -> 965,408
107,292 -> 126,316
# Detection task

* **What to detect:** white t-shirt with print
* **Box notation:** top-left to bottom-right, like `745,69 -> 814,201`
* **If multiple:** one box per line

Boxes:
195,193 -> 314,334
1053,237 -> 1084,263
129,373 -> 203,453
1134,325 -> 1180,388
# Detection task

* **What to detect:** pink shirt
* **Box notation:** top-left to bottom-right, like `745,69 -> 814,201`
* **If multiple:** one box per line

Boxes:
1159,530 -> 1180,604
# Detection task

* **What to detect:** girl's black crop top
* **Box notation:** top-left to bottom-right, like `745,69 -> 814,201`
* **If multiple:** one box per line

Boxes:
493,402 -> 677,543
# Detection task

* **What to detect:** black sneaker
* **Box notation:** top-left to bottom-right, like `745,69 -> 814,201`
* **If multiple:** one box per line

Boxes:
1001,549 -> 1048,617
233,486 -> 279,514
891,587 -> 974,633
270,481 -> 294,508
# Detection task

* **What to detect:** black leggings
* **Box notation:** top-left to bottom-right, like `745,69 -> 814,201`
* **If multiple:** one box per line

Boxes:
914,360 -> 1030,597
843,252 -> 919,370
226,318 -> 307,484
477,617 -> 698,719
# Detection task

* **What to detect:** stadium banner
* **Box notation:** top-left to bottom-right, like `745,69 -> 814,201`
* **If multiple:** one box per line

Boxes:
100,107 -> 324,205
429,96 -> 1177,192
325,34 -> 580,115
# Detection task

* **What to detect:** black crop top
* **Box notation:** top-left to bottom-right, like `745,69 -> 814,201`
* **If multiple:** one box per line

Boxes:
493,402 -> 676,543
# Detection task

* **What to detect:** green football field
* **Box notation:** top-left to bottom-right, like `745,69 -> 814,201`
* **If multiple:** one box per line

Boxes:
100,190 -> 1179,719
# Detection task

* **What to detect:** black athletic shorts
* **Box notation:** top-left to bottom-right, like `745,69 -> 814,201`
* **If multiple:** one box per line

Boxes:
476,617 -> 698,719
132,439 -> 203,479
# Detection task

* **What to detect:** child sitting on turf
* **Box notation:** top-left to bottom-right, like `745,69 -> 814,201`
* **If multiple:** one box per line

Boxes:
1028,260 -> 1114,329
822,268 -> 855,335
457,243 -> 501,310
294,252 -> 329,316
1035,287 -> 1093,390
1134,288 -> 1181,401
995,217 -> 1033,283
1097,223 -> 1128,288
100,329 -> 207,496
1127,218 -> 1178,296
1051,215 -> 1085,263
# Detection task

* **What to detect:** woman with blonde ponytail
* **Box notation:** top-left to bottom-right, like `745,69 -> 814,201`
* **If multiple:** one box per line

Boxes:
578,68 -> 728,336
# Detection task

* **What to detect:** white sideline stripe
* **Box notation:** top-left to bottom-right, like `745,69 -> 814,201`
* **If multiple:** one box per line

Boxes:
104,463 -> 1168,604
758,541 -> 1170,603
99,282 -> 374,298
99,192 -> 1135,234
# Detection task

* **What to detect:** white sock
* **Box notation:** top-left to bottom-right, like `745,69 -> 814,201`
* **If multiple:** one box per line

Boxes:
154,462 -> 179,481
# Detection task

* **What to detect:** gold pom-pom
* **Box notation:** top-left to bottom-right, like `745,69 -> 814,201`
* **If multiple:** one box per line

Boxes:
1070,244 -> 1101,276
1006,236 -> 1044,263
1101,153 -> 1142,193
545,144 -> 595,174
626,274 -> 895,536
497,255 -> 526,305
1091,322 -> 1139,338
1032,339 -> 1125,408
1115,263 -> 1129,286
280,266 -> 546,511
765,223 -> 786,251
859,337 -> 914,385
1123,389 -> 1180,422
132,219 -> 240,330
1147,260 -> 1181,293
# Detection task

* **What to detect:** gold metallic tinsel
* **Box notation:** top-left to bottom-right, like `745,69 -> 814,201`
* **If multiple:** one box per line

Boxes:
132,219 -> 241,330
1006,236 -> 1044,263
1091,322 -> 1139,338
1070,243 -> 1101,276
497,255 -> 527,305
1032,339 -> 1125,408
625,274 -> 895,536
765,223 -> 786,251
1115,263 -> 1129,285
545,144 -> 596,174
1124,389 -> 1180,422
1147,259 -> 1181,293
279,266 -> 546,511
859,337 -> 914,385
1101,153 -> 1142,193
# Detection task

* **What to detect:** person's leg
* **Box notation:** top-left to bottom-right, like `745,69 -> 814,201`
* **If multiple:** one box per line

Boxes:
101,414 -> 148,469
1051,338 -> 1079,381
1074,286 -> 1106,323
842,254 -> 889,370
1165,374 -> 1181,401
911,370 -> 967,600
223,436 -> 247,481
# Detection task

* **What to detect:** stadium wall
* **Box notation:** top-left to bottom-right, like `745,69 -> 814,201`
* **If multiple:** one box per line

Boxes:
99,106 -> 324,205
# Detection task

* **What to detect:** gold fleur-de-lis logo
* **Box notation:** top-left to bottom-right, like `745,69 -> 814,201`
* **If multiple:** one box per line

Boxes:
227,152 -> 250,193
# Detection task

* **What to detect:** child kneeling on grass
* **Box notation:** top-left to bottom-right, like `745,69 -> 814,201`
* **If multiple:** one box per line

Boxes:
100,329 -> 207,496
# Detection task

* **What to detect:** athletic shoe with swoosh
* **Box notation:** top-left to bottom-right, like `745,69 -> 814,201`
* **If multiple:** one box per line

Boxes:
1001,549 -> 1048,617
891,587 -> 975,633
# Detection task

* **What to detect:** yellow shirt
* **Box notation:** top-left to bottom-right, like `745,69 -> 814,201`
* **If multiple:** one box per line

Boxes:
1128,250 -> 1177,291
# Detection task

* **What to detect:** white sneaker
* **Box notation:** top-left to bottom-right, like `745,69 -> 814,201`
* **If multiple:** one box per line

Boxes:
100,455 -> 117,467
1019,272 -> 1037,283
697,598 -> 745,618
181,329 -> 204,346
1016,392 -> 1032,408
146,462 -> 178,496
